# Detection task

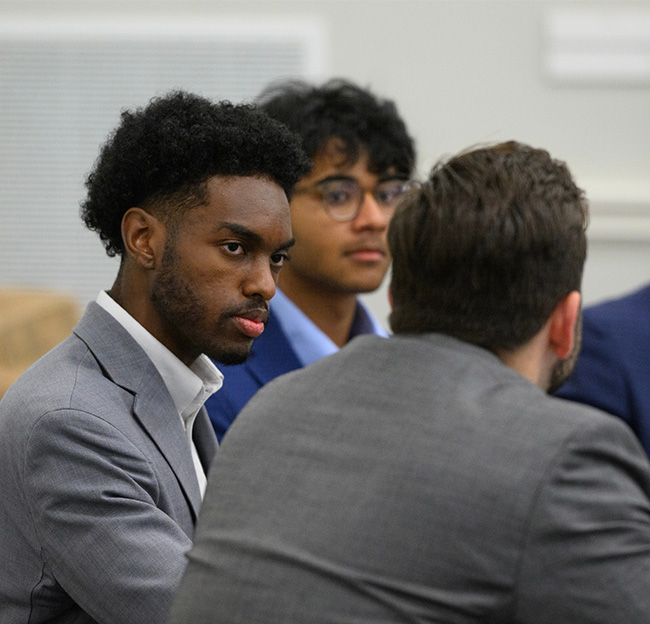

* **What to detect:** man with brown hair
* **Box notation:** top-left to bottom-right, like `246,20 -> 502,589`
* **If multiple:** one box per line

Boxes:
171,142 -> 650,624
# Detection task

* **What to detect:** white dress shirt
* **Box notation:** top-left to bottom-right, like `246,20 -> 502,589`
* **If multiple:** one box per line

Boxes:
96,291 -> 223,496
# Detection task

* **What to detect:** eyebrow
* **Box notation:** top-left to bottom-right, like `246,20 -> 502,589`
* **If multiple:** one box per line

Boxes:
278,237 -> 296,251
219,222 -> 295,251
219,222 -> 262,242
316,173 -> 409,186
315,175 -> 357,185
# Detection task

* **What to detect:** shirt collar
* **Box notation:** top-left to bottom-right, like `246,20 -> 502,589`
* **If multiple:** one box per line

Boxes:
271,288 -> 388,367
96,291 -> 223,424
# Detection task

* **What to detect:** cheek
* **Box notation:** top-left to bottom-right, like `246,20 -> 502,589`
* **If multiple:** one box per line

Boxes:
199,270 -> 239,300
291,202 -> 334,239
293,215 -> 344,253
291,232 -> 338,271
178,257 -> 231,300
185,248 -> 230,279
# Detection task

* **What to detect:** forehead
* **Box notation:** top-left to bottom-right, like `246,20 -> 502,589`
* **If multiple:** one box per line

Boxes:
178,175 -> 291,237
311,136 -> 404,180
306,143 -> 381,187
311,137 -> 365,172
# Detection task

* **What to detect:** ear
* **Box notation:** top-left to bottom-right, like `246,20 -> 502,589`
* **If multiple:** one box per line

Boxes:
548,290 -> 581,360
121,207 -> 164,270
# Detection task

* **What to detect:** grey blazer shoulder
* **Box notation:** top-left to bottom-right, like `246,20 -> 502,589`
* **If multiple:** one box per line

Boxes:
171,333 -> 650,624
0,302 -> 216,624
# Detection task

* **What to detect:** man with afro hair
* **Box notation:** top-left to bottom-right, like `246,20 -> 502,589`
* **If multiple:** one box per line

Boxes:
0,90 -> 309,624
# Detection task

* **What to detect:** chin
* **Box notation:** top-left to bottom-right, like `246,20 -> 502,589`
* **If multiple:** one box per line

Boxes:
347,277 -> 387,294
208,344 -> 253,366
355,268 -> 390,292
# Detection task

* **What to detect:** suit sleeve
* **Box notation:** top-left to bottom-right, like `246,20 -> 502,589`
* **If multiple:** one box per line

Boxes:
515,416 -> 650,623
24,409 -> 193,624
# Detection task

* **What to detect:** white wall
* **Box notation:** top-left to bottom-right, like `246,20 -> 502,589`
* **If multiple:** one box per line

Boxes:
1,0 -> 649,328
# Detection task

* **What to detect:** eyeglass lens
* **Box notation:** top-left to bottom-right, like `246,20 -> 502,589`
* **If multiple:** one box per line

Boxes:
319,178 -> 408,221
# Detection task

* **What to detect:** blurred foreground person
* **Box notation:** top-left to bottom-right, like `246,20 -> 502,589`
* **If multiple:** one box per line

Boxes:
0,91 -> 308,624
170,142 -> 650,624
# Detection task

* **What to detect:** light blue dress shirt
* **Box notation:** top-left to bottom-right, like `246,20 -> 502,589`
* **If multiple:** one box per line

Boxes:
271,288 -> 389,367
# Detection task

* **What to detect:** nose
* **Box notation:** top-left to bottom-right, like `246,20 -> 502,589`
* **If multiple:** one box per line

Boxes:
243,259 -> 277,302
351,191 -> 389,231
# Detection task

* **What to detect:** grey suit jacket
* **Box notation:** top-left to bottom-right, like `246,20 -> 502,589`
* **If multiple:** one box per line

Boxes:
170,333 -> 650,624
0,302 -> 217,624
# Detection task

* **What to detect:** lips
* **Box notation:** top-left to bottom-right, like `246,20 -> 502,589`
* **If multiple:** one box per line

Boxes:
345,246 -> 387,262
231,308 -> 268,339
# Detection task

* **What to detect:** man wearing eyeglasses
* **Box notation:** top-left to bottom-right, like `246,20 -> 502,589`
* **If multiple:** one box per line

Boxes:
204,79 -> 416,441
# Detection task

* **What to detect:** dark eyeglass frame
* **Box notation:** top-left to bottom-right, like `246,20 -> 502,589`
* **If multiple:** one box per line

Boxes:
292,175 -> 411,222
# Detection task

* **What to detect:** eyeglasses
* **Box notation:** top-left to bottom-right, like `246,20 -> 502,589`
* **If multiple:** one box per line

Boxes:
293,176 -> 410,222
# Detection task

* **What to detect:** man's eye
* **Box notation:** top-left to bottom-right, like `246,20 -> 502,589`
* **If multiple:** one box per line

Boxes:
323,188 -> 352,206
270,252 -> 289,268
376,189 -> 395,202
223,242 -> 244,255
376,182 -> 408,205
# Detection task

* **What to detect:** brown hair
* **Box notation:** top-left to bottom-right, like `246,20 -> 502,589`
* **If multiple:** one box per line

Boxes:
388,141 -> 588,352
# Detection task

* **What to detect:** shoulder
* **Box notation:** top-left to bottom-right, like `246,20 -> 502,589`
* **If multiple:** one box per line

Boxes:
583,284 -> 650,334
1,332 -> 96,417
0,346 -> 134,456
526,395 -> 650,523
513,397 -> 650,620
569,285 -> 650,377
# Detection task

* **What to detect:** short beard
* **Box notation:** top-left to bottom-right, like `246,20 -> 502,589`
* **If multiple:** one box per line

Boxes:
150,238 -> 254,365
212,348 -> 250,366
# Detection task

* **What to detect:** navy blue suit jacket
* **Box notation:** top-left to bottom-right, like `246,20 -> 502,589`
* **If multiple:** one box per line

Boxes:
556,284 -> 650,456
206,312 -> 301,441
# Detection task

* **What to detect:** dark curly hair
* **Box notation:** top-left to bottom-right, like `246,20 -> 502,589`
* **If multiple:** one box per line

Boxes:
81,90 -> 310,257
389,141 -> 588,352
257,78 -> 415,177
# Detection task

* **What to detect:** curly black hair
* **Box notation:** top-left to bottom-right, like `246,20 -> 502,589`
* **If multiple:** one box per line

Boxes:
257,78 -> 416,178
81,90 -> 310,257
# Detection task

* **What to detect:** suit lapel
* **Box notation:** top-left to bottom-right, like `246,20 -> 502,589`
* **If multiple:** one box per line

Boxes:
193,406 -> 218,474
132,377 -> 203,518
74,303 -> 203,520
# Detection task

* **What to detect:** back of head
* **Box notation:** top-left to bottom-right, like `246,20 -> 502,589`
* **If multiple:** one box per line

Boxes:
389,141 -> 588,352
81,90 -> 310,257
257,78 -> 415,177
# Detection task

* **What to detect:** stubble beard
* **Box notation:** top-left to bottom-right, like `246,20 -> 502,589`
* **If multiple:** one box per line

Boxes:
150,244 -> 253,366
547,310 -> 583,394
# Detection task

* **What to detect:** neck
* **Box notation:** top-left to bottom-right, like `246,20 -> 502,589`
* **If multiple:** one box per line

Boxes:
107,269 -> 146,325
496,328 -> 554,391
278,272 -> 358,348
